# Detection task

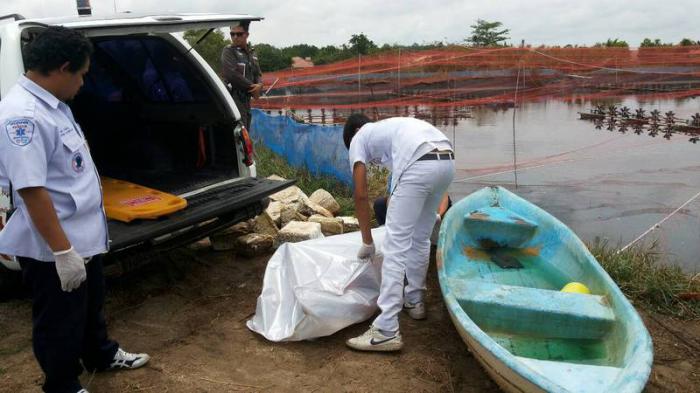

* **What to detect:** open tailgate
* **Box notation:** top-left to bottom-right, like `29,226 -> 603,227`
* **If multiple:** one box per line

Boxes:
33,13 -> 262,36
108,177 -> 292,251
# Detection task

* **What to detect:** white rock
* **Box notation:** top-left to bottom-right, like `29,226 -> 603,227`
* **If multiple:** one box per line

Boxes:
236,233 -> 274,257
265,201 -> 283,226
280,204 -> 307,228
227,221 -> 252,237
308,215 -> 344,236
339,216 -> 360,233
269,185 -> 308,205
188,237 -> 212,251
297,198 -> 333,218
309,189 -> 341,215
253,212 -> 280,237
278,221 -> 323,243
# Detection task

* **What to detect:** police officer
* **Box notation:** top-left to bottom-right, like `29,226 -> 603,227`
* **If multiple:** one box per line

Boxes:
0,27 -> 149,393
342,114 -> 455,352
221,21 -> 263,131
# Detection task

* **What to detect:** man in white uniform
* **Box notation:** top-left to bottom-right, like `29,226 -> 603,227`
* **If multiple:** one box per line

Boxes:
0,27 -> 148,393
343,113 -> 455,351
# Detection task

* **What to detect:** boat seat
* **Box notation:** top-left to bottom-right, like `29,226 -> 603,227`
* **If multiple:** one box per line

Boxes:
463,206 -> 537,248
449,280 -> 615,340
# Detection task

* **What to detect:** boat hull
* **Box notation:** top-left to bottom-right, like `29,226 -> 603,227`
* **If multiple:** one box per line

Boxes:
437,186 -> 652,393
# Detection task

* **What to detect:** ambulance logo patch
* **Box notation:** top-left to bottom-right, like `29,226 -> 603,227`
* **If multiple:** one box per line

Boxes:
72,152 -> 85,173
5,118 -> 35,147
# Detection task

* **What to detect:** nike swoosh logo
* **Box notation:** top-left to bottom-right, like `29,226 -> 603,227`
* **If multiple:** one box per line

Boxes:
370,336 -> 396,345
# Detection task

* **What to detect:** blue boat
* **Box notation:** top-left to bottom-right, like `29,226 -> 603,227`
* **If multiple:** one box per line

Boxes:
437,186 -> 652,393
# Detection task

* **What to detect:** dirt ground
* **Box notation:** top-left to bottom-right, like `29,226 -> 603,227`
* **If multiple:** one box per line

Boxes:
0,244 -> 698,393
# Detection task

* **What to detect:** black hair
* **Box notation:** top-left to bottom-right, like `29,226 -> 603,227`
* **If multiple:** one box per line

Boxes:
232,21 -> 251,33
343,113 -> 371,149
24,26 -> 93,75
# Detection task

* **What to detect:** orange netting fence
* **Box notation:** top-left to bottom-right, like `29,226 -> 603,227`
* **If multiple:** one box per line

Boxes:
256,46 -> 700,113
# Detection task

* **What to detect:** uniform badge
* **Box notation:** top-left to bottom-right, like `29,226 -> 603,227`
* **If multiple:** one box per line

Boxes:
71,152 -> 85,173
5,118 -> 35,147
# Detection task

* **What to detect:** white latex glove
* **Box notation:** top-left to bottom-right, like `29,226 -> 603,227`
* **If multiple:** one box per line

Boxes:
357,242 -> 375,260
53,246 -> 86,292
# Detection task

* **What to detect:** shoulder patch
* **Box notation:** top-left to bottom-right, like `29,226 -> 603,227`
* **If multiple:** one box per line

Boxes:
5,118 -> 35,147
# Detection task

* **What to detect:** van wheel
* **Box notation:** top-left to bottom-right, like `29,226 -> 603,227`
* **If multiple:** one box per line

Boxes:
0,263 -> 24,300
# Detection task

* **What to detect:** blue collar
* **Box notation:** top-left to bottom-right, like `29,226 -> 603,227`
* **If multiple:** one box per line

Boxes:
17,75 -> 61,109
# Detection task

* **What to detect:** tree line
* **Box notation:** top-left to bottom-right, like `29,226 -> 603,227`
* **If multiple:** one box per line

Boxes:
183,29 -> 444,73
183,20 -> 700,73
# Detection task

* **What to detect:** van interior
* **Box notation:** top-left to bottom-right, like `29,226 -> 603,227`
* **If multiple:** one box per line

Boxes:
71,35 -> 240,195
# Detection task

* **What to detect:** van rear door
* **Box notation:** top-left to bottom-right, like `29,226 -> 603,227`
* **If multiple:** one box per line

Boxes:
44,13 -> 262,36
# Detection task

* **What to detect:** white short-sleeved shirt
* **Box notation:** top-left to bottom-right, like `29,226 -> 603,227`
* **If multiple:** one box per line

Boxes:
348,117 -> 452,190
0,76 -> 109,261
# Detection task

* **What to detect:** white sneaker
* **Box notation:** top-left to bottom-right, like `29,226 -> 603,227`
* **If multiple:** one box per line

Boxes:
108,348 -> 150,370
77,389 -> 89,393
346,326 -> 403,352
404,301 -> 426,320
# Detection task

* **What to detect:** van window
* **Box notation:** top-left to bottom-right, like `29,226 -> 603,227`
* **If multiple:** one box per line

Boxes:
83,37 -> 210,104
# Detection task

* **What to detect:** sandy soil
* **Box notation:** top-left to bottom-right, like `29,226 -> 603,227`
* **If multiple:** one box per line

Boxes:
0,245 -> 698,393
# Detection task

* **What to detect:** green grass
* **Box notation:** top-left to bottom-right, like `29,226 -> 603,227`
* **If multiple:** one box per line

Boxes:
591,241 -> 700,319
254,143 -> 389,217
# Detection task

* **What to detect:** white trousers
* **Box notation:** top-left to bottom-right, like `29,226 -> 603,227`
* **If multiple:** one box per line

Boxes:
373,158 -> 455,333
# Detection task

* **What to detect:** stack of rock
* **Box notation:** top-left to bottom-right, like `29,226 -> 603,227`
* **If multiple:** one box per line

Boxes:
209,175 -> 360,256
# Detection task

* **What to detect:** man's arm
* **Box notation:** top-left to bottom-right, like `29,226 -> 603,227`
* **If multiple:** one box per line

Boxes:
221,48 -> 254,91
17,187 -> 71,252
352,162 -> 374,245
19,186 -> 86,292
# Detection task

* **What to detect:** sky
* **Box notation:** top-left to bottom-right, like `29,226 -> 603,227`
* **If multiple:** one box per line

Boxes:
1,0 -> 698,48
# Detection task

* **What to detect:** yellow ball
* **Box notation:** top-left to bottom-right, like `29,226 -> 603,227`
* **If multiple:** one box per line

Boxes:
561,282 -> 591,294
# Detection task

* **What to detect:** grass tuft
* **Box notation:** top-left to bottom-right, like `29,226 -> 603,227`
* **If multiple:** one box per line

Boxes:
591,240 -> 700,319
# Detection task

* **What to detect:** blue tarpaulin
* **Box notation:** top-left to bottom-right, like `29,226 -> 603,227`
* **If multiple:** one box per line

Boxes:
250,109 -> 352,185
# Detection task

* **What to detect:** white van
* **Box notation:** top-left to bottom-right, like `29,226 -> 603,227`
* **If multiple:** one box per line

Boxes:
0,13 -> 291,293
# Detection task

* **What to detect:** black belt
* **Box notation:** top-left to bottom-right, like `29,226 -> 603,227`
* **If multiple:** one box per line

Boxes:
417,151 -> 454,161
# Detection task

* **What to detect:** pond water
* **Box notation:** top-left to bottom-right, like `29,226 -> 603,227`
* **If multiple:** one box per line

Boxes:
440,97 -> 700,273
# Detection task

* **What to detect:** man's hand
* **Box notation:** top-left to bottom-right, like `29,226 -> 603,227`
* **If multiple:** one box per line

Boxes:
357,242 -> 375,260
249,83 -> 263,99
53,246 -> 86,292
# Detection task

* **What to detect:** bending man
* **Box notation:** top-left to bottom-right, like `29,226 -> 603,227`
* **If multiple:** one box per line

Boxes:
343,114 -> 455,352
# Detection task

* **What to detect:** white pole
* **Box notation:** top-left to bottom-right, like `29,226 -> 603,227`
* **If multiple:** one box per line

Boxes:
358,53 -> 362,106
512,66 -> 521,188
398,48 -> 401,98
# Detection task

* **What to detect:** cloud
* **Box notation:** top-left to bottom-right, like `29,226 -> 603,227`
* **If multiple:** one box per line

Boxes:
1,0 -> 698,47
